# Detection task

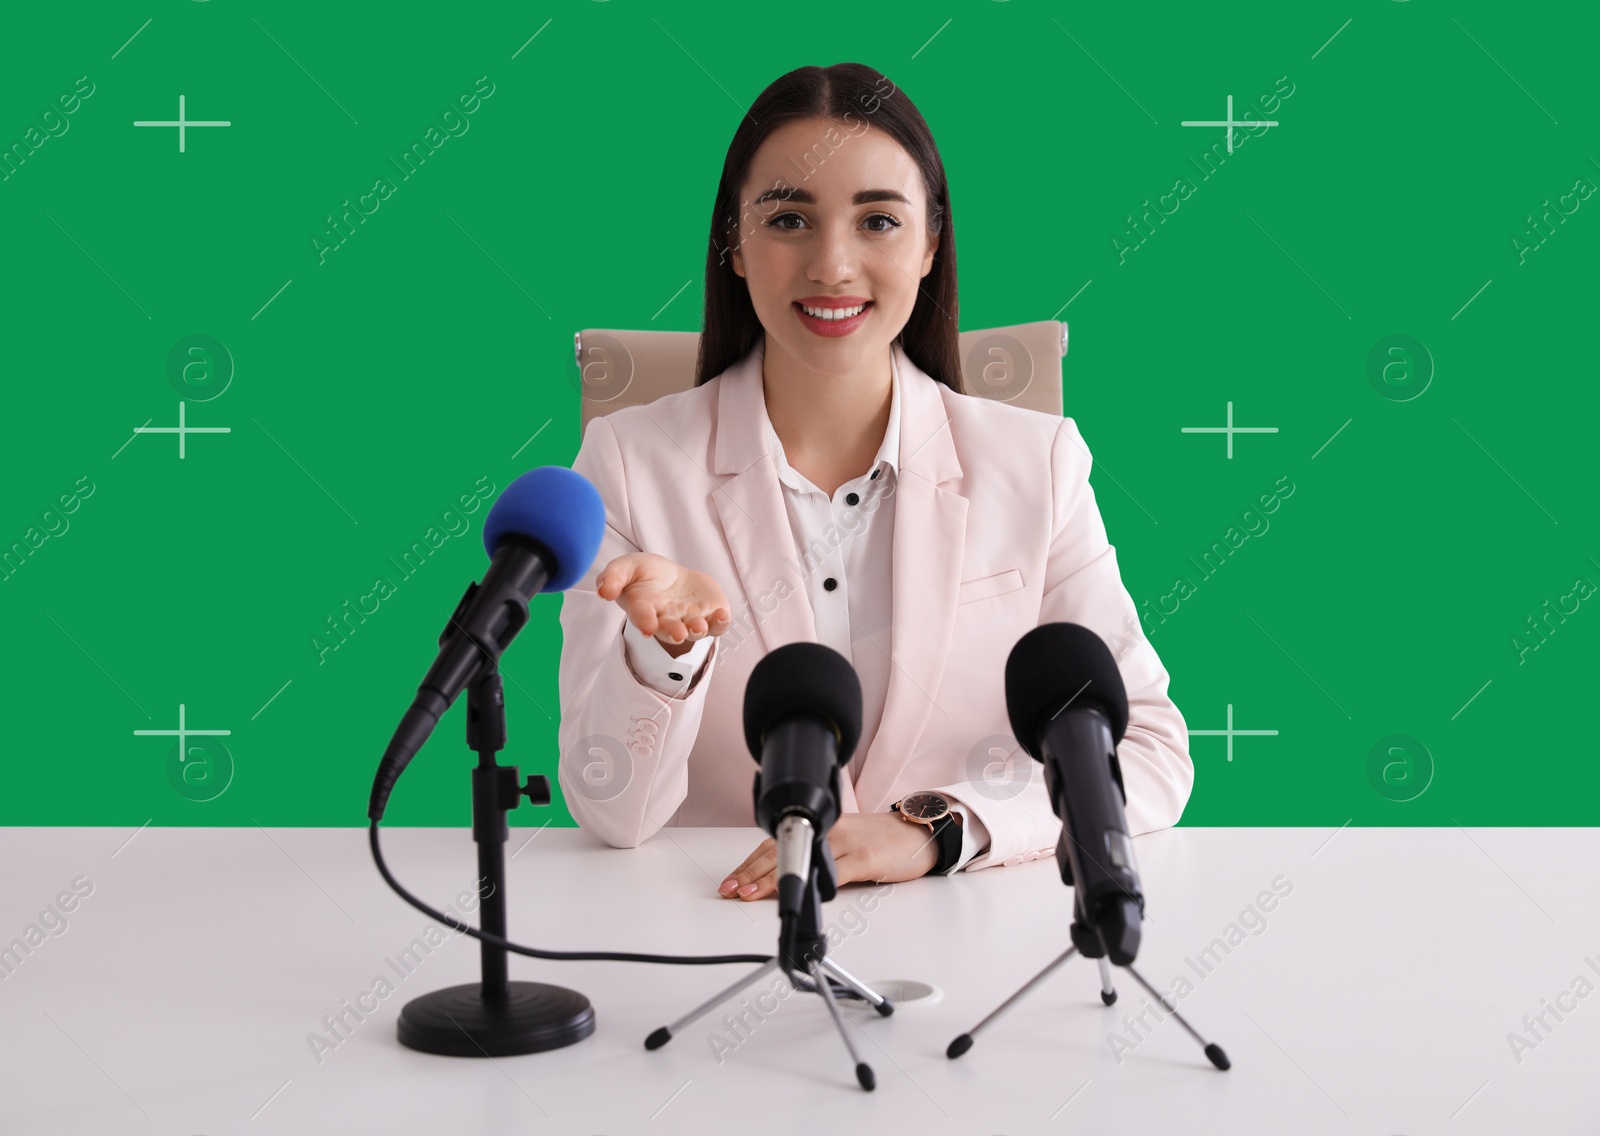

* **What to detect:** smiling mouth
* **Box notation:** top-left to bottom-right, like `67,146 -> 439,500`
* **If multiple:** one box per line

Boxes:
795,301 -> 872,321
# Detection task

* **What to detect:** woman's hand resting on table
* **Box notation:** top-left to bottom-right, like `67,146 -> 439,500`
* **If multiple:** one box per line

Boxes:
596,552 -> 734,659
596,555 -> 951,890
718,813 -> 948,899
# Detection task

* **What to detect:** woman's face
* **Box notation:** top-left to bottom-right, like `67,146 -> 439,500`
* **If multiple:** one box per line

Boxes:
729,116 -> 938,377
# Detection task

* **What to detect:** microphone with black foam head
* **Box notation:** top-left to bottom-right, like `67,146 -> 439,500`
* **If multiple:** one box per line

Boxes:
368,466 -> 605,822
1005,622 -> 1143,966
743,642 -> 863,921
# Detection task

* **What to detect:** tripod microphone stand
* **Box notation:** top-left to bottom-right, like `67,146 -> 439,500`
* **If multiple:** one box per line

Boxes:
644,821 -> 894,1090
947,889 -> 1229,1069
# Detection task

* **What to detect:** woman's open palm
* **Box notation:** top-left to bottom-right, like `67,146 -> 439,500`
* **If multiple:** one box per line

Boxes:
595,553 -> 733,648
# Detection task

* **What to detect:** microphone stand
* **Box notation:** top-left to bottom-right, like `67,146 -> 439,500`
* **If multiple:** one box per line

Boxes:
395,631 -> 596,1057
947,889 -> 1230,1069
644,826 -> 894,1090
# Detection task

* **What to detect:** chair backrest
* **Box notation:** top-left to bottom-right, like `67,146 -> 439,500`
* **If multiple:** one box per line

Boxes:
574,320 -> 1068,436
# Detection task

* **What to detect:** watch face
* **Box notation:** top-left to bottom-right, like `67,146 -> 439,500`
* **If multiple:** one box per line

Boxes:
899,791 -> 950,822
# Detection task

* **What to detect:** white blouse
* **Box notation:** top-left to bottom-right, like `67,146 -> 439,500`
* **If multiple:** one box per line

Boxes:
620,349 -> 991,873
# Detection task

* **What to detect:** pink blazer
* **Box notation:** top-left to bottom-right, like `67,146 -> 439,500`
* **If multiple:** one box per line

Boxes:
557,337 -> 1193,870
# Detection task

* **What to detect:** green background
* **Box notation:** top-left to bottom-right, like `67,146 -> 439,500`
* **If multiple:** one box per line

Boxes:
3,1 -> 1594,828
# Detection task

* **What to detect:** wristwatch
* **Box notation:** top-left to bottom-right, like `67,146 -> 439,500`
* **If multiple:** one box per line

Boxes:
891,791 -> 963,877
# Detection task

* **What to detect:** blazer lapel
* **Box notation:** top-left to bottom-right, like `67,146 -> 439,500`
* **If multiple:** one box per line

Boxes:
710,340 -> 819,655
851,343 -> 967,811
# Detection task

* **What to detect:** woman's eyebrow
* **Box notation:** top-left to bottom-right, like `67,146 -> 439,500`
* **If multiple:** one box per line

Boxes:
750,187 -> 912,206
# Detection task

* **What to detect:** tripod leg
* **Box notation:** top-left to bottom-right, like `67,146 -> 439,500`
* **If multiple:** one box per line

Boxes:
1097,957 -> 1118,1005
1122,963 -> 1230,1070
947,945 -> 1079,1058
808,957 -> 875,1091
818,956 -> 894,1017
644,958 -> 783,1050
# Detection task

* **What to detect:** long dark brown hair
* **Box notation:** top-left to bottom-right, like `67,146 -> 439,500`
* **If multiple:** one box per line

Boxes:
695,63 -> 962,393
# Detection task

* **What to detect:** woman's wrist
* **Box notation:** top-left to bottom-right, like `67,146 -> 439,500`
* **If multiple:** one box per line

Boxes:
655,633 -> 698,659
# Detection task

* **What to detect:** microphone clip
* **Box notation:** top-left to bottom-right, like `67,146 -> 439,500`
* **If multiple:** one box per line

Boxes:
439,578 -> 532,667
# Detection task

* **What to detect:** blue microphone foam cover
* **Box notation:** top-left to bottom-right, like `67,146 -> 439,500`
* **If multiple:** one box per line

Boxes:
482,466 -> 606,593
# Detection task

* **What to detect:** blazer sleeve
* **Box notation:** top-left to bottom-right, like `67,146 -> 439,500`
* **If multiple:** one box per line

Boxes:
556,413 -> 723,848
926,415 -> 1194,871
622,619 -> 715,697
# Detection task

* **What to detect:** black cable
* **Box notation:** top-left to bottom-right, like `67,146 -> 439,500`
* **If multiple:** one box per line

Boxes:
369,820 -> 772,966
370,821 -> 870,1007
369,821 -> 868,1001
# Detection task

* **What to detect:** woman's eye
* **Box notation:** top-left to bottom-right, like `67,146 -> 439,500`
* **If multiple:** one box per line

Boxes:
761,212 -> 902,232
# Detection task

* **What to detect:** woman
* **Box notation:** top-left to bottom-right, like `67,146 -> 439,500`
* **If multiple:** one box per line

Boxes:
558,63 -> 1192,902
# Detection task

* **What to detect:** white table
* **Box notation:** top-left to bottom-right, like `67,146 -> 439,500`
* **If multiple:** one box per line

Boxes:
3,824 -> 1596,1135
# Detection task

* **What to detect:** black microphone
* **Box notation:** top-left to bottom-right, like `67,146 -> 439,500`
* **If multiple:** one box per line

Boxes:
1005,623 -> 1143,965
743,642 -> 863,919
368,467 -> 604,822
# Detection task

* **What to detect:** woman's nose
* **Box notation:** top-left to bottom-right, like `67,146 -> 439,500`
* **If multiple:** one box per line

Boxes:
807,221 -> 858,284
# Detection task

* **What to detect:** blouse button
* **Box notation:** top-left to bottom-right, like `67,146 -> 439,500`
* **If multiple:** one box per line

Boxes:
823,578 -> 837,591
845,492 -> 860,506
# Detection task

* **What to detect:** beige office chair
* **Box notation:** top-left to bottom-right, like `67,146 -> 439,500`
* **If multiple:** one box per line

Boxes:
574,320 -> 1068,434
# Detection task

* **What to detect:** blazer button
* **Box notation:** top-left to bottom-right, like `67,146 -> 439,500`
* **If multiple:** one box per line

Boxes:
667,672 -> 683,681
1003,854 -> 1025,867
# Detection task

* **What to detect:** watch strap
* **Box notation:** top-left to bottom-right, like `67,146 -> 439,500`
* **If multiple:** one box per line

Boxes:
927,810 -> 962,876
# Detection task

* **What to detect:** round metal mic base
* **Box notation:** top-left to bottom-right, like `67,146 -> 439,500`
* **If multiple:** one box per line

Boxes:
397,981 -> 595,1057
